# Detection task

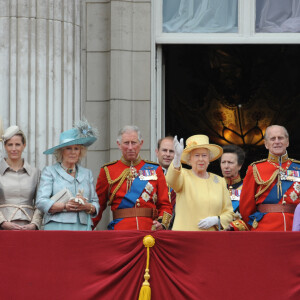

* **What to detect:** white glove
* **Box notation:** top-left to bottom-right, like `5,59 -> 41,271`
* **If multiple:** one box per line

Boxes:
173,135 -> 184,168
74,196 -> 85,205
198,216 -> 218,229
72,189 -> 86,205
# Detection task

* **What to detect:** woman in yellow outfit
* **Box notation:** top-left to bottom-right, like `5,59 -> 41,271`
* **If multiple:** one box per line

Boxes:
166,135 -> 233,231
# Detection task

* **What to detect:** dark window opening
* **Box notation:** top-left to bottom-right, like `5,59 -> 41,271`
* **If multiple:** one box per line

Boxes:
164,44 -> 300,176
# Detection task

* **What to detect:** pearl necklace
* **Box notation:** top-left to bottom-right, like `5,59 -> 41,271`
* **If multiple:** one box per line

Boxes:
61,163 -> 76,174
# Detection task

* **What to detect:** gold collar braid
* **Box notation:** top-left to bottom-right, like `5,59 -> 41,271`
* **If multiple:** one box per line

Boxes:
268,152 -> 289,164
225,174 -> 242,186
120,155 -> 141,166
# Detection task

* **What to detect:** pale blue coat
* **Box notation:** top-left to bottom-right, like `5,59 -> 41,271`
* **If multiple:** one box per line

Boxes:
36,163 -> 100,226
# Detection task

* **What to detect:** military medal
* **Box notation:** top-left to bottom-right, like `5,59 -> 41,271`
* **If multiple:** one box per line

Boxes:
139,169 -> 158,181
127,163 -> 138,192
252,218 -> 258,229
230,189 -> 241,201
267,160 -> 291,198
280,170 -> 300,182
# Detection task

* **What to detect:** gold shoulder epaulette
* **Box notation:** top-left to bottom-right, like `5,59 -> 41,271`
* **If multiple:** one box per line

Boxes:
290,158 -> 300,164
250,158 -> 267,166
102,160 -> 118,168
144,159 -> 159,166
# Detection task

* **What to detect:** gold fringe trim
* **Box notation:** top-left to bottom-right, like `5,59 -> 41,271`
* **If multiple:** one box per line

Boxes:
290,158 -> 300,164
250,159 -> 267,166
102,160 -> 118,167
143,159 -> 159,166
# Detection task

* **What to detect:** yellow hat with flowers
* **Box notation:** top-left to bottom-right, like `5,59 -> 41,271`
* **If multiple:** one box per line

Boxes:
181,135 -> 223,164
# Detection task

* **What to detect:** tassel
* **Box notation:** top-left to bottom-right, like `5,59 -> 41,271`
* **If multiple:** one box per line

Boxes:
138,235 -> 155,300
277,172 -> 282,199
139,284 -> 151,300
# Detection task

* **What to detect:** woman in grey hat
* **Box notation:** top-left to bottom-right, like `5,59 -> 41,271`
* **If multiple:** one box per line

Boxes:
0,125 -> 42,230
36,120 -> 100,230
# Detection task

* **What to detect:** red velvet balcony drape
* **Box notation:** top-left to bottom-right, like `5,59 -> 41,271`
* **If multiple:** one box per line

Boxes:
1,231 -> 300,300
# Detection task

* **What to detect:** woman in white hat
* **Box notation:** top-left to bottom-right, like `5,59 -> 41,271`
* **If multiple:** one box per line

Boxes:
0,125 -> 42,230
36,120 -> 100,230
166,135 -> 233,231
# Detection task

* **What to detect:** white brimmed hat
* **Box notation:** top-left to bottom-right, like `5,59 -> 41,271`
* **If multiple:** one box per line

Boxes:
181,135 -> 223,164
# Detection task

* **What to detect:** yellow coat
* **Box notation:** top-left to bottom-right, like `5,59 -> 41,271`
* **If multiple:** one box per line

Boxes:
166,162 -> 233,231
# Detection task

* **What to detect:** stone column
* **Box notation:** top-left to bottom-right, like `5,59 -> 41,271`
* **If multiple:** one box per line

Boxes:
109,0 -> 151,159
84,0 -> 151,166
0,0 -> 81,168
84,0 -> 151,229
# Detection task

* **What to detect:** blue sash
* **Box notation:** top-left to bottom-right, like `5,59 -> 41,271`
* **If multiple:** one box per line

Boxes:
264,162 -> 298,203
108,163 -> 158,230
232,200 -> 239,212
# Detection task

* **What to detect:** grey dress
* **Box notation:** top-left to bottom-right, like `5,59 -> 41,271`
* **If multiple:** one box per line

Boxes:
0,158 -> 43,229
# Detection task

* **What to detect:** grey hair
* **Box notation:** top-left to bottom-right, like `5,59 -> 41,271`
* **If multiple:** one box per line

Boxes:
186,148 -> 213,164
264,125 -> 289,140
53,145 -> 87,163
117,125 -> 142,142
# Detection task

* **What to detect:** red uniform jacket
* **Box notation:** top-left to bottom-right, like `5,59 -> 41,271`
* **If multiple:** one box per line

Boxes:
93,158 -> 172,230
240,154 -> 300,231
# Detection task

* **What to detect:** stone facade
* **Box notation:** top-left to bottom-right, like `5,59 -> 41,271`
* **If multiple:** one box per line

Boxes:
0,0 -> 152,229
84,0 -> 151,175
0,0 -> 82,167
83,0 -> 151,228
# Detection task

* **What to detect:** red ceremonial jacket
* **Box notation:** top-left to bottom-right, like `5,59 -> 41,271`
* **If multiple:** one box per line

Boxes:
93,156 -> 172,230
240,153 -> 300,231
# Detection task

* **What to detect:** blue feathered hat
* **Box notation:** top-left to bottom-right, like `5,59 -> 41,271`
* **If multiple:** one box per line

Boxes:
43,120 -> 98,155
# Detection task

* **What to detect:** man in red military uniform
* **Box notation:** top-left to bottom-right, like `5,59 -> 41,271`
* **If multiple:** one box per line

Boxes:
93,125 -> 173,230
240,125 -> 300,231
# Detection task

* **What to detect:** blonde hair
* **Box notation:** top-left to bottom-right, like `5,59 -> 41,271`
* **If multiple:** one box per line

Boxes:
54,145 -> 87,163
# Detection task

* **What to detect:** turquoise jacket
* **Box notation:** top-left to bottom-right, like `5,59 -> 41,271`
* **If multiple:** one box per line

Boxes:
36,163 -> 100,226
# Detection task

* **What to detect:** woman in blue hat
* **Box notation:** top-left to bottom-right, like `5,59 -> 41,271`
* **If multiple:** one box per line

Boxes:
36,120 -> 100,230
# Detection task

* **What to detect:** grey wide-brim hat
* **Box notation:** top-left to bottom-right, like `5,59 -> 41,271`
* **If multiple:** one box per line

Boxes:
44,120 -> 97,155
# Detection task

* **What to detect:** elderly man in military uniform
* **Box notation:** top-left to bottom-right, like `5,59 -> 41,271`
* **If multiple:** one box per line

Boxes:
93,125 -> 173,230
240,125 -> 300,231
